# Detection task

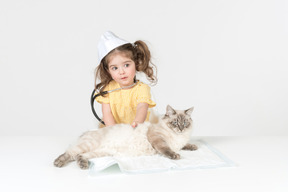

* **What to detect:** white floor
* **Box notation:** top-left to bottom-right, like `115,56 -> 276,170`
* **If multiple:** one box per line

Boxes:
1,136 -> 287,192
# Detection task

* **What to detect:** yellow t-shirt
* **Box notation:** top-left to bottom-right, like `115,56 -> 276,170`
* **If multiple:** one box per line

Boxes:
96,80 -> 156,124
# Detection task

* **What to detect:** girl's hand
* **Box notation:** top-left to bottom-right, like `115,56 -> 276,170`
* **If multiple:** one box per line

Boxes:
131,103 -> 148,128
131,121 -> 138,128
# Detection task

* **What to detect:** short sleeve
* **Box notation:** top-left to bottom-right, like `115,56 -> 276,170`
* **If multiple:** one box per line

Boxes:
136,83 -> 156,108
95,94 -> 110,104
95,85 -> 110,104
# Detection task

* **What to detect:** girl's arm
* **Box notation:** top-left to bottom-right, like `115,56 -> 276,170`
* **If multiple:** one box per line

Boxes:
102,103 -> 116,126
132,102 -> 149,128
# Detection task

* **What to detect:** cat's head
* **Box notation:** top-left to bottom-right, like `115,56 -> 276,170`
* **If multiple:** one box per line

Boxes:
163,105 -> 194,133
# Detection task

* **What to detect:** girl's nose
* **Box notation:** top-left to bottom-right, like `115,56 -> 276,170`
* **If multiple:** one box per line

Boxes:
119,67 -> 125,74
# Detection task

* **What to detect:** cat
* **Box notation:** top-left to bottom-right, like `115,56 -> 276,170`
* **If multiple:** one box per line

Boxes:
54,105 -> 197,169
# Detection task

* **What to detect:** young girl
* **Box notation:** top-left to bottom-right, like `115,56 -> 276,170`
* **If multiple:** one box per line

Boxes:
95,31 -> 157,128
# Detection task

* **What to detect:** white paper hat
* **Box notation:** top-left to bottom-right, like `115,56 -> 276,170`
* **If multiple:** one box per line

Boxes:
97,31 -> 130,64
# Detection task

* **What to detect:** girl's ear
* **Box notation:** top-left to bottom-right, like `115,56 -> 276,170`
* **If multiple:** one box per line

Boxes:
185,107 -> 194,116
166,105 -> 176,116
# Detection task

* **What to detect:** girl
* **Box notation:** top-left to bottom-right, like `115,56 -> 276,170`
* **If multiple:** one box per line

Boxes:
95,31 -> 157,128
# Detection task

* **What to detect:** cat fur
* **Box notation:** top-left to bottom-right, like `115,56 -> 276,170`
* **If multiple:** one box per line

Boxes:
54,105 -> 197,169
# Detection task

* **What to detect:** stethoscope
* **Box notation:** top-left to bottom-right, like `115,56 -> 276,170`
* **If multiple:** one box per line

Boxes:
90,81 -> 137,125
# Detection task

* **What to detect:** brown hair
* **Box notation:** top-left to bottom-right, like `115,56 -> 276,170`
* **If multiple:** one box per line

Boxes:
94,41 -> 157,94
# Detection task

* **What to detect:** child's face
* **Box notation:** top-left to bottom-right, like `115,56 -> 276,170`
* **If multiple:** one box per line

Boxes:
107,52 -> 136,87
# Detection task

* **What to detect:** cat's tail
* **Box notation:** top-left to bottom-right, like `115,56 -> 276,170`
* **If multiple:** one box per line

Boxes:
149,109 -> 160,124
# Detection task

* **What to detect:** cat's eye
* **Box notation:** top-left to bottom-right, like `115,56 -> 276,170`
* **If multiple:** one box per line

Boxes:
184,121 -> 189,126
172,120 -> 177,126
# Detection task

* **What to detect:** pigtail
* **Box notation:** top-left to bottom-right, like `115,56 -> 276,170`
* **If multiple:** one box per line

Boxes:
95,59 -> 112,95
133,40 -> 157,85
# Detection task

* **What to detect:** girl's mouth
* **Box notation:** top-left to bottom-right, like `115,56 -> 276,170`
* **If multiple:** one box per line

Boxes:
121,77 -> 128,80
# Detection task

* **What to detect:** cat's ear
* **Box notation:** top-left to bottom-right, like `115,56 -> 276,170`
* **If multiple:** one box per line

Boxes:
166,105 -> 176,116
185,107 -> 194,116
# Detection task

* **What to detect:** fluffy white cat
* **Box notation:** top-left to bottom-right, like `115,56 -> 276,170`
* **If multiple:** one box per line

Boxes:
54,105 -> 197,169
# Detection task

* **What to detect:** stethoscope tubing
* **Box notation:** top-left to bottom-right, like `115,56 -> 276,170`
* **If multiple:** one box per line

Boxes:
90,82 -> 137,125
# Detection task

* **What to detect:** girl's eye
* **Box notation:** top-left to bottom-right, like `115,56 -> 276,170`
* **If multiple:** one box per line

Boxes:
124,64 -> 129,68
111,67 -> 118,71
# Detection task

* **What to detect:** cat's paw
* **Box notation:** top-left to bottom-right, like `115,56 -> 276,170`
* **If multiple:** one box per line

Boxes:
76,155 -> 90,170
182,144 -> 198,151
54,158 -> 65,167
54,153 -> 69,168
169,152 -> 180,160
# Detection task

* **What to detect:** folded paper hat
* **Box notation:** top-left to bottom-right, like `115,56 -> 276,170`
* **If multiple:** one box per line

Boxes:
97,31 -> 130,64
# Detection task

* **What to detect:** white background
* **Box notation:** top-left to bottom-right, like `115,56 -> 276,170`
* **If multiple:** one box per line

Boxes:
1,0 -> 287,136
